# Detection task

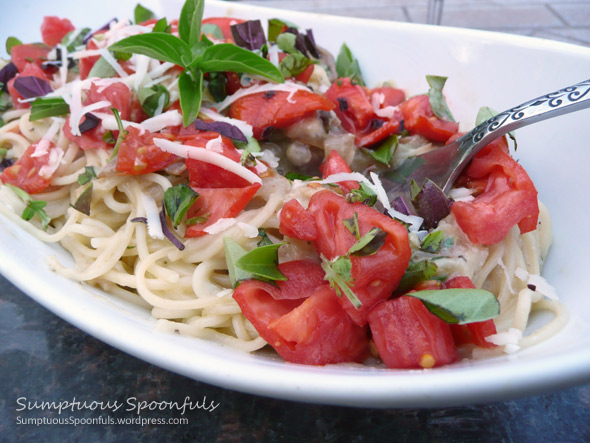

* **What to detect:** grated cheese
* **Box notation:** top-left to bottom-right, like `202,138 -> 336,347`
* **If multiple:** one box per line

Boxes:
140,110 -> 183,133
485,328 -> 522,354
141,193 -> 164,240
237,222 -> 259,238
204,218 -> 237,235
205,136 -> 225,154
214,81 -> 309,112
39,147 -> 65,179
99,48 -> 128,78
133,54 -> 150,90
32,118 -> 64,157
199,107 -> 254,138
153,138 -> 262,184
515,267 -> 558,300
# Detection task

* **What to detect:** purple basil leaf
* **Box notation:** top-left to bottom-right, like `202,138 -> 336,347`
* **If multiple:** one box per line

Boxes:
230,20 -> 267,51
0,158 -> 15,171
83,18 -> 118,44
0,62 -> 18,90
305,29 -> 319,58
193,119 -> 247,143
159,207 -> 185,251
412,179 -> 451,230
131,217 -> 148,223
13,76 -> 53,99
78,113 -> 100,133
392,196 -> 411,216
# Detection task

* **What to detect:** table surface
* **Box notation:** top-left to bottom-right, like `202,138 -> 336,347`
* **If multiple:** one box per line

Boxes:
2,1 -> 590,441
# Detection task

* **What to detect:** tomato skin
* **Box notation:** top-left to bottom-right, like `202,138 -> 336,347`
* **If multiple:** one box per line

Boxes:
184,183 -> 261,237
371,86 -> 406,107
399,94 -> 459,143
115,127 -> 177,175
40,16 -> 75,46
279,199 -> 318,241
276,260 -> 326,300
7,63 -> 49,109
319,150 -> 359,194
10,44 -> 52,73
368,296 -> 458,369
277,53 -> 315,83
445,277 -> 498,349
228,90 -> 335,139
201,17 -> 245,43
451,136 -> 539,245
0,142 -> 56,194
308,190 -> 411,326
63,82 -> 132,150
234,281 -> 369,365
79,40 -> 100,80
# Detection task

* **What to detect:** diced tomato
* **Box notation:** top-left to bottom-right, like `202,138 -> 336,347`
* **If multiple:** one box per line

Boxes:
79,39 -> 100,80
10,44 -> 52,73
184,183 -> 261,237
399,94 -> 459,143
279,199 -> 318,241
277,52 -> 315,84
276,260 -> 326,300
308,190 -> 411,325
234,281 -> 369,365
324,78 -> 403,147
445,276 -> 498,349
228,90 -> 335,139
371,86 -> 406,108
63,82 -> 132,150
182,132 -> 255,188
451,136 -> 539,245
319,150 -> 359,194
0,142 -> 57,194
368,296 -> 458,369
115,127 -> 177,175
7,63 -> 49,109
40,16 -> 75,47
202,17 -> 245,43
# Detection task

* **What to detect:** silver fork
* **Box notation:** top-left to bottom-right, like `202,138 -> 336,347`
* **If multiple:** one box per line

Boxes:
381,78 -> 590,199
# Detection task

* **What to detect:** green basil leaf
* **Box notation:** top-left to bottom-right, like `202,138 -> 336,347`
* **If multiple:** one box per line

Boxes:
163,184 -> 199,228
348,227 -> 386,257
6,37 -> 22,55
72,183 -> 93,216
321,255 -> 361,308
343,212 -> 360,239
102,130 -> 116,144
346,182 -> 377,206
268,18 -> 299,42
186,213 -> 209,226
206,72 -> 227,102
152,18 -> 172,34
234,243 -> 287,281
426,75 -> 455,122
30,97 -> 70,121
178,69 -> 203,127
201,23 -> 224,40
61,27 -> 90,51
0,93 -> 10,113
109,33 -> 192,67
7,185 -> 51,231
420,230 -> 444,253
362,135 -> 398,166
178,0 -> 205,48
113,51 -> 132,61
396,259 -> 438,294
336,43 -> 364,86
276,32 -> 297,54
109,107 -> 128,160
224,237 -> 253,287
409,179 -> 421,200
257,228 -> 274,247
284,172 -> 315,181
279,53 -> 312,78
87,55 -> 118,78
77,166 -> 97,185
199,43 -> 284,83
476,106 -> 517,147
406,288 -> 499,324
138,84 -> 170,117
134,3 -> 156,24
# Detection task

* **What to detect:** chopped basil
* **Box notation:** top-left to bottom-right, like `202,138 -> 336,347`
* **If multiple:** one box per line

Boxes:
268,18 -> 299,42
285,172 -> 315,181
346,182 -> 377,206
87,55 -> 118,78
201,23 -> 224,40
152,18 -> 172,34
6,184 -> 51,231
397,259 -> 438,294
185,213 -> 209,226
234,243 -> 287,282
336,43 -> 365,86
412,179 -> 451,230
72,183 -> 93,215
348,227 -> 386,257
279,53 -> 313,78
102,130 -> 116,144
5,37 -> 22,55
276,32 -> 298,54
0,93 -> 11,112
426,75 -> 455,122
163,183 -> 199,228
223,238 -> 253,287
420,230 -> 444,253
77,166 -> 97,185
406,288 -> 500,324
13,76 -> 52,99
61,27 -> 91,52
194,119 -> 247,142
134,3 -> 156,24
321,255 -> 361,308
476,106 -> 517,149
138,84 -> 170,117
207,72 -> 227,102
109,107 -> 128,160
257,228 -> 274,247
343,212 -> 360,239
362,135 -> 398,166
231,20 -> 267,51
409,179 -> 421,200
30,97 -> 70,121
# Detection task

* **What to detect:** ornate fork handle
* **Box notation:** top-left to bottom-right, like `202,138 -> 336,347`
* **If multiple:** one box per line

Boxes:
442,78 -> 590,192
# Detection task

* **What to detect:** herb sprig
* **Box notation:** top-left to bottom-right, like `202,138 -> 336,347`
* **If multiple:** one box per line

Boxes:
109,0 -> 284,127
6,184 -> 51,230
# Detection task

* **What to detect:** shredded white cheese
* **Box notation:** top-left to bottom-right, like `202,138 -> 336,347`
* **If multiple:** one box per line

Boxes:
203,218 -> 237,234
199,107 -> 254,138
140,110 -> 183,133
38,147 -> 65,179
514,267 -> 558,300
448,187 -> 476,202
205,136 -> 225,154
133,54 -> 150,90
485,328 -> 523,354
237,222 -> 259,238
153,138 -> 262,184
32,118 -> 64,157
214,81 -> 309,112
141,193 -> 164,240
99,48 -> 128,78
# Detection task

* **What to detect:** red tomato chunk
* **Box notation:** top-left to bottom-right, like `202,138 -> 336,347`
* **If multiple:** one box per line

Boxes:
40,16 -> 75,47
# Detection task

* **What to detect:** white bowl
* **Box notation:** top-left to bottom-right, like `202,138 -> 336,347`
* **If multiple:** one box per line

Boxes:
1,0 -> 589,408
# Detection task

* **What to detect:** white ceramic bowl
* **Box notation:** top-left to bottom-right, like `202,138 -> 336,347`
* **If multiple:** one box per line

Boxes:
1,0 -> 589,408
